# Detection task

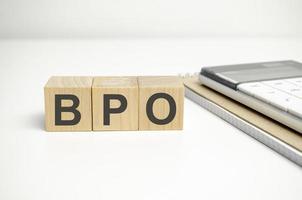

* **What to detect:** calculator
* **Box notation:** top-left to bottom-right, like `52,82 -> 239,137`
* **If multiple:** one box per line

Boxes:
199,60 -> 302,133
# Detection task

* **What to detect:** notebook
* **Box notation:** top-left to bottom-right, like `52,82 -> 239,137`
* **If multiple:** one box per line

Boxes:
183,76 -> 302,166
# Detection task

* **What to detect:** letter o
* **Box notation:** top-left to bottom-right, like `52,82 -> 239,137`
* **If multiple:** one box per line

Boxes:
146,93 -> 176,125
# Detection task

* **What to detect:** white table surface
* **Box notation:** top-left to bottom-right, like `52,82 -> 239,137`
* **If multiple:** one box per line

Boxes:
0,38 -> 302,200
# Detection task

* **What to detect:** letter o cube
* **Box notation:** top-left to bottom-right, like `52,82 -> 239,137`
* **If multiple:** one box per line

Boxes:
138,76 -> 184,130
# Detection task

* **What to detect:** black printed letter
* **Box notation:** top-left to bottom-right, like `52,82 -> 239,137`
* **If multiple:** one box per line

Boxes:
55,94 -> 81,125
146,93 -> 176,125
103,94 -> 127,125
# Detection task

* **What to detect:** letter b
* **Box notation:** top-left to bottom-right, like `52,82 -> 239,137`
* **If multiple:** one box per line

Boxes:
44,76 -> 93,131
55,94 -> 81,125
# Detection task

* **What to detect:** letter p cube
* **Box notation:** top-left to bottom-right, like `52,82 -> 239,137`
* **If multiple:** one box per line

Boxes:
92,77 -> 139,131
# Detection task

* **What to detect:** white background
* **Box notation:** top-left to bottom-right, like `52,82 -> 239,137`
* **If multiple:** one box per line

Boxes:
0,0 -> 302,38
0,1 -> 302,200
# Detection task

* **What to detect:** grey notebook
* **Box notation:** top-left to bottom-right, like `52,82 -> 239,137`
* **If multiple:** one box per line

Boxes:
184,76 -> 302,167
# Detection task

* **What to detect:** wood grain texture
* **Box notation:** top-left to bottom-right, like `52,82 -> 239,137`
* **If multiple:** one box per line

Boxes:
44,76 -> 93,131
92,77 -> 139,131
138,76 -> 184,130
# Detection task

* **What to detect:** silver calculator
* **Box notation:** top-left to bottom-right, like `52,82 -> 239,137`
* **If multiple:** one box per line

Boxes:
199,60 -> 302,133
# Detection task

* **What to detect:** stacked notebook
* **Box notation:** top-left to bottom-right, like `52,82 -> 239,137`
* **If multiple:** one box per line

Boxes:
184,76 -> 302,166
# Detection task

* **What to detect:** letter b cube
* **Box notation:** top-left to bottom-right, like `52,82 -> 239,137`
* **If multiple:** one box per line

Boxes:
44,76 -> 93,131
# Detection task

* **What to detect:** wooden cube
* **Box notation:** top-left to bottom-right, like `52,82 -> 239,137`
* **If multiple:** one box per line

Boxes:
92,77 -> 139,131
138,76 -> 184,130
44,76 -> 93,131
